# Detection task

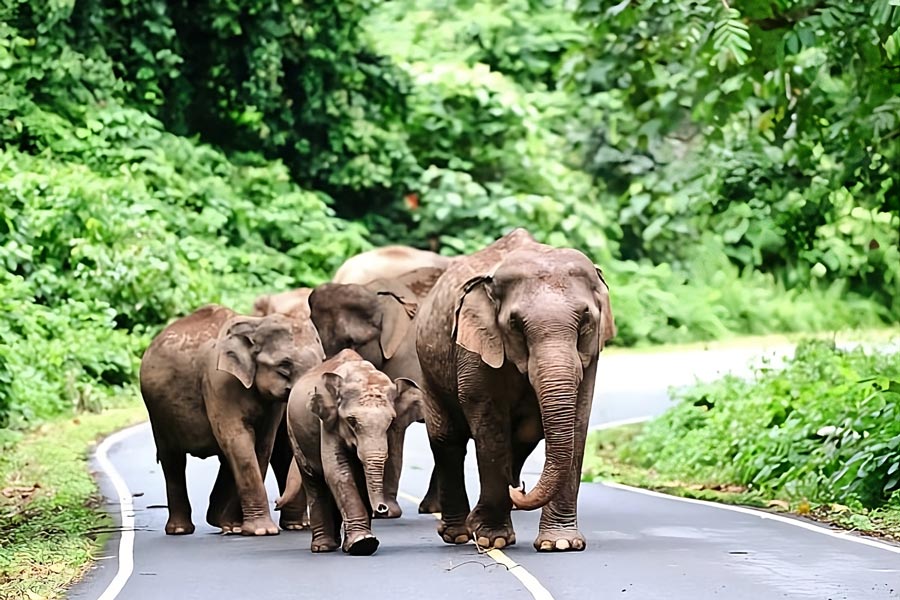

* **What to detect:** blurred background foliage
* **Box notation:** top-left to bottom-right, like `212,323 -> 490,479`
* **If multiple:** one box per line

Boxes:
1,0 -> 898,430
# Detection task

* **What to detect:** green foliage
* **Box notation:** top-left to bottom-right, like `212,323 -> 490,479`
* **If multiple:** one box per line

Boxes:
0,2 -> 369,429
620,341 -> 900,507
569,0 -> 900,318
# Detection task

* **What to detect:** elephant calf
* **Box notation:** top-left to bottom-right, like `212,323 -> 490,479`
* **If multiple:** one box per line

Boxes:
284,349 -> 423,555
140,305 -> 324,536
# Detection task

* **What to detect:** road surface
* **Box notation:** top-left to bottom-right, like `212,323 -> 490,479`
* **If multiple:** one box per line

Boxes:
70,343 -> 900,600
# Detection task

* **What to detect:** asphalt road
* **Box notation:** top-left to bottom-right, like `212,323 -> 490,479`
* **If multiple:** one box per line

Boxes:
70,343 -> 900,600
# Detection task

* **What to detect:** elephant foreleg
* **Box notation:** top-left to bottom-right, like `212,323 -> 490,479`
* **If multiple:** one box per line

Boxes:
218,431 -> 279,536
322,438 -> 379,556
462,393 -> 516,550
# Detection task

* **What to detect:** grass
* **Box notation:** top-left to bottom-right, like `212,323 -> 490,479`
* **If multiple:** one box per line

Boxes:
583,422 -> 900,544
0,403 -> 147,600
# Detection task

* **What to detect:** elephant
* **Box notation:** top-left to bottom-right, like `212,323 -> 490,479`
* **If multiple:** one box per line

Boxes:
414,228 -> 616,552
332,245 -> 452,285
253,287 -> 312,321
284,348 -> 423,555
139,304 -> 324,536
251,286 -> 315,528
306,266 -> 443,517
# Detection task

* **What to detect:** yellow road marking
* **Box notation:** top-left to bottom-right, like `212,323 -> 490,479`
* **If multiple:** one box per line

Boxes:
397,491 -> 555,600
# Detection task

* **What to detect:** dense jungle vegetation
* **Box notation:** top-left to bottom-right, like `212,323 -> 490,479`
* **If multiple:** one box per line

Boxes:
1,0 -> 898,432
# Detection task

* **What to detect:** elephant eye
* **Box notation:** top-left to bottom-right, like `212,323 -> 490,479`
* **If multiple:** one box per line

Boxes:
508,314 -> 522,331
276,360 -> 293,378
347,416 -> 358,429
579,309 -> 593,331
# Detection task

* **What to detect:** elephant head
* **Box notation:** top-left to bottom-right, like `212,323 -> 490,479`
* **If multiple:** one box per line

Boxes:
308,360 -> 423,515
252,288 -> 312,321
307,281 -> 417,367
216,313 -> 325,401
452,247 -> 615,510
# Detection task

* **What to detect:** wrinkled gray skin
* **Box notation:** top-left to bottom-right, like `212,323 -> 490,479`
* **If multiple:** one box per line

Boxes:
332,245 -> 452,285
139,305 -> 324,536
285,349 -> 423,555
307,267 -> 443,517
251,286 -> 315,530
415,229 -> 616,552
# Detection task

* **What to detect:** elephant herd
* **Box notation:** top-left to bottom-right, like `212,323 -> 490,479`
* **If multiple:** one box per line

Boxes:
139,228 -> 616,556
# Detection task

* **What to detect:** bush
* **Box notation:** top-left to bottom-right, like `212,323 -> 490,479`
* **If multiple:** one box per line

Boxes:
621,341 -> 900,507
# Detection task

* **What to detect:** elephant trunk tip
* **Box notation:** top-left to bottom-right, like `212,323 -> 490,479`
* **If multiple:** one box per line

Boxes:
374,502 -> 390,516
509,482 -> 552,511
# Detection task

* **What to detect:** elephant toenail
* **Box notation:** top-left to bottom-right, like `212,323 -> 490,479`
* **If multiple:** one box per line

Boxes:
556,539 -> 570,550
454,534 -> 469,544
494,538 -> 506,549
477,536 -> 489,547
540,541 -> 553,550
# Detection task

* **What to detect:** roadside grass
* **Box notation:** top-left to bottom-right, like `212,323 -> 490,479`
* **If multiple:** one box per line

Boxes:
584,392 -> 900,545
0,403 -> 147,600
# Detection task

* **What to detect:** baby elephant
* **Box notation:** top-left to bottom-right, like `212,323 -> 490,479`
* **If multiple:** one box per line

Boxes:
140,305 -> 324,536
285,349 -> 422,555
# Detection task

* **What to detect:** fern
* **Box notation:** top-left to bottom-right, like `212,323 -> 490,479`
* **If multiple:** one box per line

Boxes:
712,6 -> 751,69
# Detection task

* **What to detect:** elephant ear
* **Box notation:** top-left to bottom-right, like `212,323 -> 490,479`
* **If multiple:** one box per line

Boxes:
309,372 -> 343,430
216,319 -> 257,388
453,275 -> 504,369
594,267 -> 617,351
392,377 -> 423,427
373,280 -> 417,360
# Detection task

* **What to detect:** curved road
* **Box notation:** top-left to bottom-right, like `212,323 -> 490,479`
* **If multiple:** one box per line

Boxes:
70,343 -> 900,600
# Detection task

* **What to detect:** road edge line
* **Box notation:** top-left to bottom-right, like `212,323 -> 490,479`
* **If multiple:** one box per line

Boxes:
94,422 -> 149,600
591,417 -> 900,555
396,491 -> 555,600
602,481 -> 900,554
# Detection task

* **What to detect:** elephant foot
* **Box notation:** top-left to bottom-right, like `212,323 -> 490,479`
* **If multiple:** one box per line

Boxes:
437,519 -> 470,545
418,494 -> 441,515
280,510 -> 310,530
467,511 -> 515,550
164,518 -> 195,535
310,535 -> 339,553
373,499 -> 402,519
534,528 -> 586,552
343,531 -> 380,556
240,516 -> 279,536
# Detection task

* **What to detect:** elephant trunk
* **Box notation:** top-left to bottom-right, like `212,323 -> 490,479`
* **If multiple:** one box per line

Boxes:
359,444 -> 389,516
509,343 -> 582,511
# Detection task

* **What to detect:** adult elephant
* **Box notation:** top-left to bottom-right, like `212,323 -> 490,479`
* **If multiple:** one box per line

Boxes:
415,228 -> 615,552
332,245 -> 452,285
306,267 -> 443,517
140,305 -> 324,535
251,285 -> 315,529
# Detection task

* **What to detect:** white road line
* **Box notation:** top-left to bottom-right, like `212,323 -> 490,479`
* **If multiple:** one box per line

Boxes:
93,422 -> 149,600
396,491 -> 556,600
592,417 -> 900,555
601,481 -> 900,555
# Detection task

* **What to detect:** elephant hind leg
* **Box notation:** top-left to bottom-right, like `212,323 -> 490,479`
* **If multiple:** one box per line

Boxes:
207,457 -> 241,533
159,448 -> 194,535
417,467 -> 441,514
